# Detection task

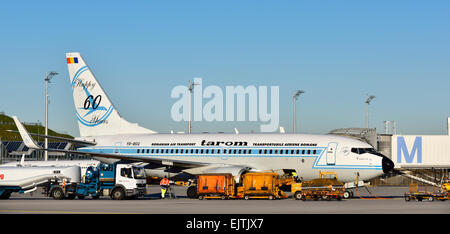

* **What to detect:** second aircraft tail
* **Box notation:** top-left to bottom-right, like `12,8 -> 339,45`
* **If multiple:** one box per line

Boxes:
66,52 -> 156,137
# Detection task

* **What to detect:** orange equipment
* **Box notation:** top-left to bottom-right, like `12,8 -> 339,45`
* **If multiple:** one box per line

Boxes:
239,172 -> 287,200
197,173 -> 235,200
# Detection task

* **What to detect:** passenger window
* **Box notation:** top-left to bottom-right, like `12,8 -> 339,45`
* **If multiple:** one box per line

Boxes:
307,150 -> 311,154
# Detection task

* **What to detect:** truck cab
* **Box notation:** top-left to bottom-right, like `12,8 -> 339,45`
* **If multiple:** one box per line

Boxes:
113,163 -> 147,199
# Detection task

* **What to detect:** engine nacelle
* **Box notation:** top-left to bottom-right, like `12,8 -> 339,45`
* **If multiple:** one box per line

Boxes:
201,166 -> 251,182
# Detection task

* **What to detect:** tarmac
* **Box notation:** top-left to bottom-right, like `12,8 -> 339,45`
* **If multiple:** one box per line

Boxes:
1,185 -> 449,214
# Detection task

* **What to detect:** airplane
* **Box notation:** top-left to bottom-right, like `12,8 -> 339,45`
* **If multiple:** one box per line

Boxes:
15,52 -> 395,187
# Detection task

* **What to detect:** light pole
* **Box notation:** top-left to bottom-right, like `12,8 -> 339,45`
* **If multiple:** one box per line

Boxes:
187,80 -> 199,134
45,71 -> 58,161
293,90 -> 305,133
365,93 -> 376,129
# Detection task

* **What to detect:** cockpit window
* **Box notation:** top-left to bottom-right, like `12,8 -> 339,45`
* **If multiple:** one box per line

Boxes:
351,148 -> 376,154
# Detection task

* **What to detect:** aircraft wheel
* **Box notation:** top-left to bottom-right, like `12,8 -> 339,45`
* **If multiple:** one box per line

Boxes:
187,186 -> 198,199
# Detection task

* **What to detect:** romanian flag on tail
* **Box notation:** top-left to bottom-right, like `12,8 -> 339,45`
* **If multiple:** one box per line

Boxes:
67,57 -> 79,64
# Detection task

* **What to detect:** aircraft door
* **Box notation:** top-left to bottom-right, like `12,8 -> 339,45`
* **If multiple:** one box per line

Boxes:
326,142 -> 338,165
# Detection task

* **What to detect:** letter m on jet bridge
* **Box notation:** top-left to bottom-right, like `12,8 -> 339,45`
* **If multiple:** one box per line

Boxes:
397,136 -> 422,164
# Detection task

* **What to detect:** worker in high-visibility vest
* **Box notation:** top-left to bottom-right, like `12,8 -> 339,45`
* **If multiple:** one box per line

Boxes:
160,176 -> 170,199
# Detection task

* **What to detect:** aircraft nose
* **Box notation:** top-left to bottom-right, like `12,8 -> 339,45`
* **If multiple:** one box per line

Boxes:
382,156 -> 395,173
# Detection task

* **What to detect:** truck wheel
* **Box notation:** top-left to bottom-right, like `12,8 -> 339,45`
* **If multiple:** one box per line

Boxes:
294,191 -> 303,200
198,195 -> 204,200
77,195 -> 85,200
405,196 -> 410,202
51,187 -> 65,200
428,196 -> 434,202
111,187 -> 125,200
268,195 -> 274,200
244,195 -> 250,200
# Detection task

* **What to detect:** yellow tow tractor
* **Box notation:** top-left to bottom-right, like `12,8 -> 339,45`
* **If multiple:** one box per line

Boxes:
291,171 -> 345,201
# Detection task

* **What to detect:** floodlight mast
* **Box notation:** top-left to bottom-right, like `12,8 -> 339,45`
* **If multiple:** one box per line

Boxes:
293,90 -> 305,133
187,80 -> 199,134
365,93 -> 376,129
44,71 -> 58,161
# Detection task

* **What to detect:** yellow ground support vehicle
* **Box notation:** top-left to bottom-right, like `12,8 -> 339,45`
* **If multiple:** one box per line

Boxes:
238,172 -> 288,200
441,178 -> 450,192
405,183 -> 448,202
291,171 -> 344,201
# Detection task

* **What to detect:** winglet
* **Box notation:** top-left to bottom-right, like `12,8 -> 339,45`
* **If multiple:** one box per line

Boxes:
12,116 -> 42,150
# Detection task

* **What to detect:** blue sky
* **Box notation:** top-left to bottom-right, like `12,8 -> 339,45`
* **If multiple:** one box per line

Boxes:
1,1 -> 450,137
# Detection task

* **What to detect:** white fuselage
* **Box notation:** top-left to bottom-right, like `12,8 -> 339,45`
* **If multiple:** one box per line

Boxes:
1,160 -> 100,176
78,133 -> 388,182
